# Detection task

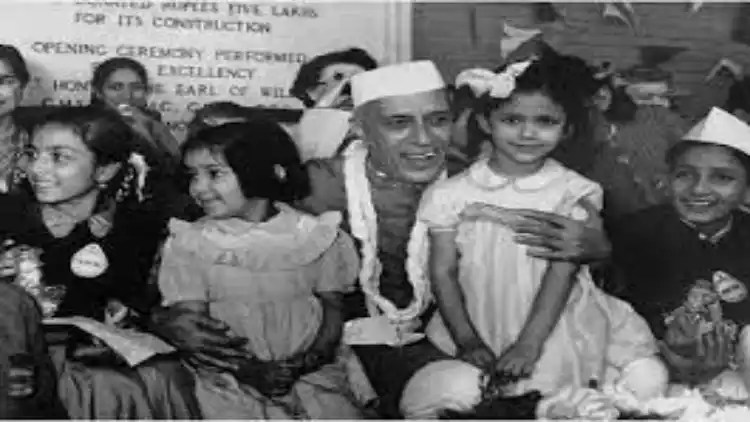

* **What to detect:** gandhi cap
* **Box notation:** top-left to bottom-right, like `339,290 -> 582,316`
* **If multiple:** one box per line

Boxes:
351,60 -> 445,107
680,107 -> 750,158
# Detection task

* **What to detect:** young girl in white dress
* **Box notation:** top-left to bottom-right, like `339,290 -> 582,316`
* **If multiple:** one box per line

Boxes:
157,119 -> 364,419
414,54 -> 668,407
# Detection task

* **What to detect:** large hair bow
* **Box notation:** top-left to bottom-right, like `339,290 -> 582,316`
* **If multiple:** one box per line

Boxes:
455,60 -> 535,99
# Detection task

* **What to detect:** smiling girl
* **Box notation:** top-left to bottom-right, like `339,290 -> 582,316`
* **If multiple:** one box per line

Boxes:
411,54 -> 665,414
158,119 -> 364,418
0,106 -> 199,419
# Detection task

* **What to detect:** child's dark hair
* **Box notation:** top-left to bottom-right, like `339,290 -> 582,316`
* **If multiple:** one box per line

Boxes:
181,118 -> 310,203
28,106 -> 140,208
477,54 -> 598,143
187,101 -> 252,138
0,44 -> 30,87
290,47 -> 378,107
667,140 -> 750,180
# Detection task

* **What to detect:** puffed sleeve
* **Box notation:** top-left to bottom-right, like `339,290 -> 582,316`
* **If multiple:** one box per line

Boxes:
564,173 -> 605,221
314,230 -> 359,293
417,180 -> 463,231
157,220 -> 209,305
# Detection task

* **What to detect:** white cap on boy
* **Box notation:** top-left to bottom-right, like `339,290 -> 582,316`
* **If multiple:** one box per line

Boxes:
351,60 -> 446,108
681,107 -> 750,158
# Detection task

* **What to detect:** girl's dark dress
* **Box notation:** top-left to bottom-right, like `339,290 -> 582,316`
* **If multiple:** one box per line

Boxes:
0,192 -> 201,419
0,192 -> 161,320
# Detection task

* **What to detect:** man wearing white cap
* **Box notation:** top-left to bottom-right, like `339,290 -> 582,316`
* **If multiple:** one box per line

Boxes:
295,60 -> 455,417
293,59 -> 612,417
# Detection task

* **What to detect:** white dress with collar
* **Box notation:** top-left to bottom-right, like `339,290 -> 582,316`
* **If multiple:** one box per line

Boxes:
417,158 -> 659,396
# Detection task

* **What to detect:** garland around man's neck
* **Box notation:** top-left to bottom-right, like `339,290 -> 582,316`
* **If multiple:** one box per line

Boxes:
342,139 -> 443,323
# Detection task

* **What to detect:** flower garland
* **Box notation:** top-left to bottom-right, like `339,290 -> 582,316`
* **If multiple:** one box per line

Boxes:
342,139 -> 443,324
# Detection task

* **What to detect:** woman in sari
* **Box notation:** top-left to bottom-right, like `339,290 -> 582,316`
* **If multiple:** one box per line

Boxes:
0,105 -> 200,419
0,44 -> 30,194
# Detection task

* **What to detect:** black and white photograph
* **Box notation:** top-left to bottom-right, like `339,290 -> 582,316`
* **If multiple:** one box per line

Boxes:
1,1 -> 750,420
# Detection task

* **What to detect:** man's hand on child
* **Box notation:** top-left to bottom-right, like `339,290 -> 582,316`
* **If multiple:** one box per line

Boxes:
512,198 -> 610,263
494,341 -> 541,380
460,198 -> 611,263
150,305 -> 250,371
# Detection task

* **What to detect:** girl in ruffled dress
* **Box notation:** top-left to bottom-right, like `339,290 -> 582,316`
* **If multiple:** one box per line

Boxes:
157,119 -> 364,419
413,54 -> 668,414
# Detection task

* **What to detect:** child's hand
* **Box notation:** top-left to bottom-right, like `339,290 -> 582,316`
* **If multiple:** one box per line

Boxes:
237,357 -> 303,398
664,311 -> 702,357
105,299 -> 129,327
457,341 -> 496,370
494,341 -> 542,379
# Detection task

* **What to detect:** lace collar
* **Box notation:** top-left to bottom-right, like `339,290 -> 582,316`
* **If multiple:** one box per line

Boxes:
168,205 -> 343,270
467,157 -> 566,192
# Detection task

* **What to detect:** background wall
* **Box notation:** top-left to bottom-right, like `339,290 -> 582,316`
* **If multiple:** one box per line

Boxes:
413,2 -> 750,118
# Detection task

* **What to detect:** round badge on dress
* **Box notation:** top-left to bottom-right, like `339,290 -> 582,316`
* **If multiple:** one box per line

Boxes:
70,243 -> 109,278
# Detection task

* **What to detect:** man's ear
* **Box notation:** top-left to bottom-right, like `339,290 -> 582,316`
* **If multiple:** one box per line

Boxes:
95,162 -> 122,187
743,187 -> 750,208
350,107 -> 367,139
563,120 -> 576,140
475,113 -> 492,135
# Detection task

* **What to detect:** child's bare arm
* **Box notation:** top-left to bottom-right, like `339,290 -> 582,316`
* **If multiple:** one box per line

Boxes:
431,230 -> 495,368
496,261 -> 578,377
305,292 -> 344,364
520,261 -> 578,345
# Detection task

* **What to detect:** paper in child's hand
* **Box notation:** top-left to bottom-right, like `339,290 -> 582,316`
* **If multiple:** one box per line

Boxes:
44,316 -> 176,367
